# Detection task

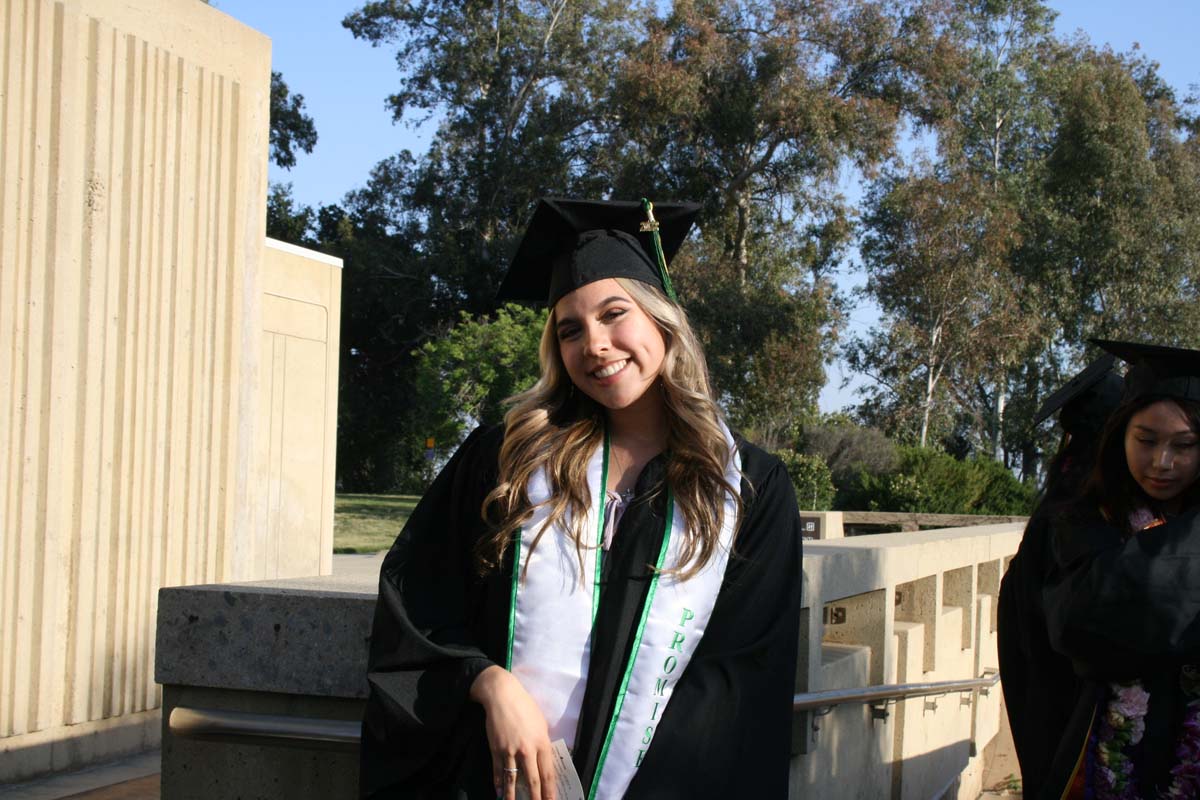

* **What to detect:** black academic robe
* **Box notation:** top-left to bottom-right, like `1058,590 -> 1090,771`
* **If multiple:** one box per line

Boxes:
359,425 -> 803,800
1021,504 -> 1200,796
998,503 -> 1100,800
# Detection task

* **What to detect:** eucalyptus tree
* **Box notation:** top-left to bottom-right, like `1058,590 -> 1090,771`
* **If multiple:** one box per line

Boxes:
850,167 -> 1026,448
1030,45 -> 1200,346
603,0 -> 950,444
852,0 -> 1057,461
854,0 -> 1200,482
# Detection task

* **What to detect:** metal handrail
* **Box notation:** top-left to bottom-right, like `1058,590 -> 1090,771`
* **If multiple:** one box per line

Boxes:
168,706 -> 360,751
168,672 -> 1001,752
793,670 -> 999,712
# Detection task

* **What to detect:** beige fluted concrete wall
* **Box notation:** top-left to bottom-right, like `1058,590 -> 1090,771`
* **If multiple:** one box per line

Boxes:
0,0 -> 271,781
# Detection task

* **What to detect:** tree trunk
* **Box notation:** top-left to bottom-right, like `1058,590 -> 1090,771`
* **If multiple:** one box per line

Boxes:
921,362 -> 938,449
734,191 -> 750,285
1020,360 -> 1042,483
994,374 -> 1006,462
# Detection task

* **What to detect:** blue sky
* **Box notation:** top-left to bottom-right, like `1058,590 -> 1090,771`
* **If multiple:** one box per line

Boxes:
212,0 -> 1200,412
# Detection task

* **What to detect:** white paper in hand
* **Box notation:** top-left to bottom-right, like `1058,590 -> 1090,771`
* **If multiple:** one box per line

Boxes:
513,740 -> 585,800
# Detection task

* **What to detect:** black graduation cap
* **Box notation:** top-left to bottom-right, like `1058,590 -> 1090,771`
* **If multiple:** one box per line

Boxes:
1032,355 -> 1123,435
1093,339 -> 1200,404
497,197 -> 701,306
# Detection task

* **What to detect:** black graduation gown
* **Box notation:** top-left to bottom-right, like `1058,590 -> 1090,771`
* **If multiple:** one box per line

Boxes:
998,503 -> 1101,800
1031,505 -> 1200,795
359,425 -> 803,799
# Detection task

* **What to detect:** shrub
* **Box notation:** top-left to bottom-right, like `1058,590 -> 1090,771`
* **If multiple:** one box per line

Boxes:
853,447 -> 1035,515
773,450 -> 836,511
800,421 -> 899,485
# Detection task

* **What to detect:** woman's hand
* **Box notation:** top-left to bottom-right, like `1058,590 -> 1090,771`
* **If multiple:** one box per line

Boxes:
469,665 -> 558,800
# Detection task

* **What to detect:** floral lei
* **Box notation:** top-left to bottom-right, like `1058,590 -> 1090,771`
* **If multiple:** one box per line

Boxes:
1092,669 -> 1200,799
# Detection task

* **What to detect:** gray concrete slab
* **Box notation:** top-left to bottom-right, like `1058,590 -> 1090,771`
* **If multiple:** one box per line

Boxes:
154,565 -> 378,699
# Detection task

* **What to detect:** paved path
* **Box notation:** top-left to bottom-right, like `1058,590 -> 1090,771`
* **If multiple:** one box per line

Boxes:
0,752 -> 159,800
978,702 -> 1023,799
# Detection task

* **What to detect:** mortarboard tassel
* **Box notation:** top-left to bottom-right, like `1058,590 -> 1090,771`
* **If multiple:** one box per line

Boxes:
640,198 -> 677,302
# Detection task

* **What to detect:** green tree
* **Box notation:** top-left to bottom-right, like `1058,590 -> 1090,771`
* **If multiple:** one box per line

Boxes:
333,0 -> 965,481
922,0 -> 1058,182
852,0 -> 1058,462
773,451 -> 836,511
344,0 -> 636,310
335,0 -> 634,485
269,71 -> 318,170
314,163 -> 444,492
673,228 -> 833,449
1008,45 -> 1200,477
265,183 -> 317,245
850,168 -> 1028,448
1030,46 -> 1200,345
264,73 -> 319,250
853,1 -> 1200,483
851,446 -> 1034,515
606,0 -> 948,444
799,417 -> 898,500
411,304 -> 546,463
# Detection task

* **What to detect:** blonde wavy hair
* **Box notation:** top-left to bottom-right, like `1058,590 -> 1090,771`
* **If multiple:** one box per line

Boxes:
479,278 -> 742,581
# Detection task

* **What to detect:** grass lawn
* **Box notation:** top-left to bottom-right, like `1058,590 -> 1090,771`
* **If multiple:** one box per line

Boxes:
334,494 -> 421,553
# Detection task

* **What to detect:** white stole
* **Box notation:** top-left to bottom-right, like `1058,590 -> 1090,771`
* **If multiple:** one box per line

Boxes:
506,426 -> 741,799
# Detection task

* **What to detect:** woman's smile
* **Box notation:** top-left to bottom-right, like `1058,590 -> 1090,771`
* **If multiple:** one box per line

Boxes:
592,359 -> 628,380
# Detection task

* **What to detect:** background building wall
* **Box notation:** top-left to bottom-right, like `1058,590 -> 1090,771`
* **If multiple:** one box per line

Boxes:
251,238 -> 342,581
0,0 -> 276,782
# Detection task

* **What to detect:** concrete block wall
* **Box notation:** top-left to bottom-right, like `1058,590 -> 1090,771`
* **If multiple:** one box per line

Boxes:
0,0 -> 275,782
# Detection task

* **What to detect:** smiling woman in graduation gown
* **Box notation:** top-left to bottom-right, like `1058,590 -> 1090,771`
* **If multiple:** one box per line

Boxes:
359,198 -> 803,800
360,425 -> 801,798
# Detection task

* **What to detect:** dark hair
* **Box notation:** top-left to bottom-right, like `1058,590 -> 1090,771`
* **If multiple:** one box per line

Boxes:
1040,430 -> 1097,508
1080,395 -> 1200,532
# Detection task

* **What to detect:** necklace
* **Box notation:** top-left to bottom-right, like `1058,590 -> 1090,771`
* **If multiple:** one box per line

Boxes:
608,437 -> 654,496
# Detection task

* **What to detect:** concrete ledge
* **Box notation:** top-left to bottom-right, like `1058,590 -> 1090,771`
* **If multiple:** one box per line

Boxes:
155,570 -> 377,700
154,561 -> 380,799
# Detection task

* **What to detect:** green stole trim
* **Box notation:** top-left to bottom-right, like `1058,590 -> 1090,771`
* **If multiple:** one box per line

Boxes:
505,533 -> 520,669
592,428 -> 610,623
587,492 -> 675,800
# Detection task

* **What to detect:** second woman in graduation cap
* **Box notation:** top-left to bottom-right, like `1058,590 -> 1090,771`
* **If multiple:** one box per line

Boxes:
360,198 -> 803,800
